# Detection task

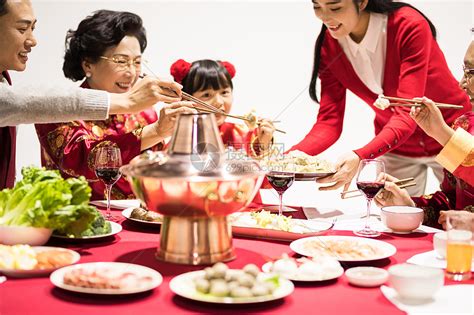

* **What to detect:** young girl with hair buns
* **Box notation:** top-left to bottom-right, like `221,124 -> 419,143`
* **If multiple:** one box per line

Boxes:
170,59 -> 275,157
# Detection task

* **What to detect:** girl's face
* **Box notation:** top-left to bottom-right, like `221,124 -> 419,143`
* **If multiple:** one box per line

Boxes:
192,86 -> 233,126
82,35 -> 142,93
312,0 -> 367,40
461,42 -> 474,100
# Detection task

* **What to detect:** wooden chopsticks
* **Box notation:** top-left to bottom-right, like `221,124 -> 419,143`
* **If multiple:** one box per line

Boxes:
382,96 -> 463,109
340,177 -> 416,199
145,75 -> 286,134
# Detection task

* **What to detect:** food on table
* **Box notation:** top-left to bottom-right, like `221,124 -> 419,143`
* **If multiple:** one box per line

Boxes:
0,245 -> 75,270
268,253 -> 343,280
374,94 -> 391,110
301,239 -> 383,260
0,166 -> 100,237
250,210 -> 293,232
193,262 -> 279,298
63,267 -> 153,289
54,208 -> 111,238
261,150 -> 334,173
130,207 -> 163,223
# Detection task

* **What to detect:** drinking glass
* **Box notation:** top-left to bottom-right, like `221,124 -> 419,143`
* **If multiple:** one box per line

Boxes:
94,146 -> 122,221
354,159 -> 385,237
446,214 -> 472,281
266,171 -> 295,216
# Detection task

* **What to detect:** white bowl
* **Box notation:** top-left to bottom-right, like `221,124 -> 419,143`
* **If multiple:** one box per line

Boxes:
381,206 -> 424,233
0,226 -> 53,246
345,267 -> 388,287
433,232 -> 447,258
388,264 -> 444,300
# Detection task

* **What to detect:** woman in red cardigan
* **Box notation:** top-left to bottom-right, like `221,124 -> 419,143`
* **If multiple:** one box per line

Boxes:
35,10 -> 194,200
292,0 -> 471,195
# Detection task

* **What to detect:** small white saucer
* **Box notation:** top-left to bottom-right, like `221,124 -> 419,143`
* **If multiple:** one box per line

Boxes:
345,267 -> 388,287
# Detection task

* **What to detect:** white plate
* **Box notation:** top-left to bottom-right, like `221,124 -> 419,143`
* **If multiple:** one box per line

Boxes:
261,261 -> 343,282
121,207 -> 162,226
50,262 -> 163,295
51,221 -> 122,240
0,246 -> 80,278
230,212 -> 333,242
290,235 -> 397,262
169,270 -> 294,304
90,200 -> 141,210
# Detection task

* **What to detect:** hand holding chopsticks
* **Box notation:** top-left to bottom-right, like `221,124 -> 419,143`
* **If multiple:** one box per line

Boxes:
374,95 -> 464,110
340,177 -> 416,199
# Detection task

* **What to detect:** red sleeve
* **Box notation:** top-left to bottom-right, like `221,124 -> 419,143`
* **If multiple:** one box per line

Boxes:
453,165 -> 474,187
35,122 -> 142,198
354,16 -> 432,159
290,44 -> 346,155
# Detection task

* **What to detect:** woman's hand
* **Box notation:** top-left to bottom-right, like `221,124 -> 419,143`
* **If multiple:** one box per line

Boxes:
316,151 -> 360,191
438,210 -> 474,231
410,97 -> 454,146
255,119 -> 275,152
111,76 -> 183,114
374,173 -> 415,207
140,102 -> 196,150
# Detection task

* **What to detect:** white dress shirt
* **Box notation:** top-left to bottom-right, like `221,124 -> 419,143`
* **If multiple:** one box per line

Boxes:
338,12 -> 388,95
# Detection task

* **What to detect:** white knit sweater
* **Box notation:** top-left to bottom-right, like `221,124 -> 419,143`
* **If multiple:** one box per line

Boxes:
0,76 -> 109,127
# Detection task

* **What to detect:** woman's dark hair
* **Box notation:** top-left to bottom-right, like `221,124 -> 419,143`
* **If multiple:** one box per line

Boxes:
182,60 -> 233,95
63,10 -> 147,81
309,0 -> 437,103
0,0 -> 8,16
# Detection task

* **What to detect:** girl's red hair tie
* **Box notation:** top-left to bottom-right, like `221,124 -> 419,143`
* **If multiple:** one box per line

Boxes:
170,59 -> 191,84
220,61 -> 236,78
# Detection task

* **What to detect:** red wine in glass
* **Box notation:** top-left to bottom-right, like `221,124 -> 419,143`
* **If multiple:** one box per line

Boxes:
266,172 -> 295,216
94,146 -> 122,221
356,181 -> 384,199
267,174 -> 295,193
354,159 -> 385,238
95,167 -> 121,185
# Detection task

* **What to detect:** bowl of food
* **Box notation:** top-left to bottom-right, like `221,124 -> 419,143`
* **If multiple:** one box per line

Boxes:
388,264 -> 444,300
0,226 -> 53,246
381,206 -> 424,233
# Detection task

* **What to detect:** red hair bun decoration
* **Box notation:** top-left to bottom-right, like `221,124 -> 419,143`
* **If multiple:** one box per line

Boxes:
170,59 -> 191,84
220,61 -> 236,78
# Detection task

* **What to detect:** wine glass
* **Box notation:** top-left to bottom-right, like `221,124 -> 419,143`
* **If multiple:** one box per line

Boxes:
354,159 -> 385,237
94,146 -> 122,221
266,171 -> 295,216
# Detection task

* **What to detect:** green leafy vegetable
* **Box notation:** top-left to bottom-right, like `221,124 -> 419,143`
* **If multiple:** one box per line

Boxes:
0,166 -> 98,237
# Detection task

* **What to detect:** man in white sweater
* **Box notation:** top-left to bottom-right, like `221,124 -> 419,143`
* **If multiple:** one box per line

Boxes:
0,0 -> 186,188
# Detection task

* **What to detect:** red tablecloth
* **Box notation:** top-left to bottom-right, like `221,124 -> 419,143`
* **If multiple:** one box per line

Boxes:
1,208 -> 472,315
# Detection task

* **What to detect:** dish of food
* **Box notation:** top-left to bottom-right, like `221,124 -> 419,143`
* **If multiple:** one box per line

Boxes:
50,262 -> 163,295
261,151 -> 335,181
290,236 -> 397,262
230,211 -> 333,241
169,262 -> 294,304
121,207 -> 162,226
51,221 -> 122,240
0,245 -> 80,277
261,254 -> 343,282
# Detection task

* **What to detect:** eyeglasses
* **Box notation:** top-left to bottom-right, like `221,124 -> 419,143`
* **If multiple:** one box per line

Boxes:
100,55 -> 143,71
462,65 -> 474,79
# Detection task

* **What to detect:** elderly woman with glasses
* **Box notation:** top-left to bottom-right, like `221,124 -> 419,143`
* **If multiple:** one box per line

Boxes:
35,10 -> 194,200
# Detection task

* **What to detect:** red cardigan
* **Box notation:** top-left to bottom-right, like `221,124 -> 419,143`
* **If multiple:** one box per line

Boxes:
291,7 -> 472,159
0,71 -> 15,189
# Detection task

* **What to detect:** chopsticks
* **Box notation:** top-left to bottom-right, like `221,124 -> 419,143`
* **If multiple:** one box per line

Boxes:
340,177 -> 416,199
142,74 -> 286,133
382,96 -> 464,109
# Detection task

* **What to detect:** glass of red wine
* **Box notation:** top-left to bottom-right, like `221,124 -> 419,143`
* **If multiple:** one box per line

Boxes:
94,146 -> 122,221
354,159 -> 385,237
266,171 -> 295,216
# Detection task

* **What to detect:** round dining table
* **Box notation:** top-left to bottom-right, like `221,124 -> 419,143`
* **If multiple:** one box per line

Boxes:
1,204 -> 472,315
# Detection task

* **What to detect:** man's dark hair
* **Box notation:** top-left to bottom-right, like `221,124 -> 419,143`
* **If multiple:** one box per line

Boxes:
0,0 -> 8,16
